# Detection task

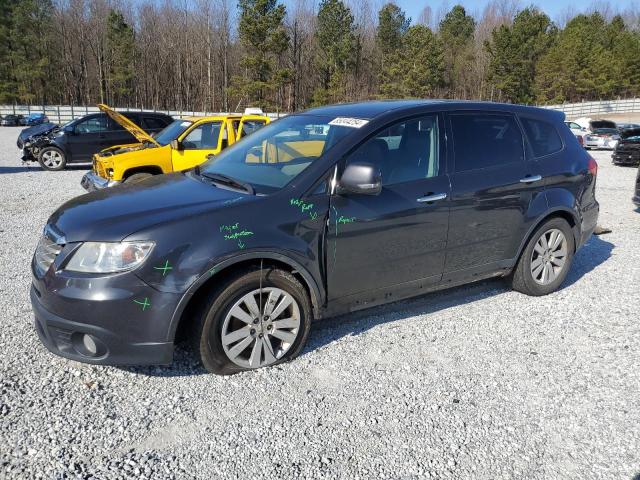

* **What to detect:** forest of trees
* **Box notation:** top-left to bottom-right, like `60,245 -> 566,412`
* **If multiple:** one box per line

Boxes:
1,0 -> 639,112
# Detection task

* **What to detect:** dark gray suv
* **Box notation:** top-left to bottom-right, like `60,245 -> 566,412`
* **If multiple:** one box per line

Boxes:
31,101 -> 599,375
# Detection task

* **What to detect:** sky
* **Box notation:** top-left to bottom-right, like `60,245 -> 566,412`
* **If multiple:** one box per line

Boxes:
385,0 -> 637,24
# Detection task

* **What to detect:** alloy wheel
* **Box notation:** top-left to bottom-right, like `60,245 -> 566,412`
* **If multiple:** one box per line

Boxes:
220,287 -> 301,369
530,228 -> 568,285
42,150 -> 63,168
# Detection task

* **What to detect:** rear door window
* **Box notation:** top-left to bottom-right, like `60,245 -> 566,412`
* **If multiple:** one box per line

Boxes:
142,116 -> 169,130
450,113 -> 524,172
521,118 -> 563,157
75,115 -> 108,134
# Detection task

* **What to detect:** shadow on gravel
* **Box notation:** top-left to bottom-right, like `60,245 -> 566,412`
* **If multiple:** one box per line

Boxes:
0,164 -> 90,174
119,234 -> 613,377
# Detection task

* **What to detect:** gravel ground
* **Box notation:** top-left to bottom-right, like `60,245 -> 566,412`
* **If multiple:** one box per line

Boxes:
0,126 -> 639,480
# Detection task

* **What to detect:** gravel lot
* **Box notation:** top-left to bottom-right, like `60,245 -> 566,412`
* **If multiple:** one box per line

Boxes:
0,125 -> 639,480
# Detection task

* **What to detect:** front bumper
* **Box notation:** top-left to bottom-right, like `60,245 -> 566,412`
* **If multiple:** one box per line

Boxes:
32,287 -> 174,365
31,261 -> 183,366
612,152 -> 640,166
81,171 -> 121,192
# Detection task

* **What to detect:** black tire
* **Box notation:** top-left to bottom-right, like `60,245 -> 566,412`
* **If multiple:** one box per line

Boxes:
124,172 -> 154,184
510,217 -> 575,296
192,267 -> 312,375
38,147 -> 66,171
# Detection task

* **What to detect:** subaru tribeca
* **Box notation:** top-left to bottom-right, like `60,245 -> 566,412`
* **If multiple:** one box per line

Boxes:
30,101 -> 599,375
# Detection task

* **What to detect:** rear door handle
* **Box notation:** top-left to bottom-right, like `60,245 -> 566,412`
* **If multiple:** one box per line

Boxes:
417,193 -> 447,203
519,175 -> 542,183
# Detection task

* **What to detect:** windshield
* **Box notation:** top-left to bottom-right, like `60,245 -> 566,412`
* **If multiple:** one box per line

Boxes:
154,120 -> 193,146
200,114 -> 357,194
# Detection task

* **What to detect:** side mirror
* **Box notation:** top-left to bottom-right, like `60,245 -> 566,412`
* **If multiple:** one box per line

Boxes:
63,125 -> 75,135
337,162 -> 382,196
170,139 -> 182,150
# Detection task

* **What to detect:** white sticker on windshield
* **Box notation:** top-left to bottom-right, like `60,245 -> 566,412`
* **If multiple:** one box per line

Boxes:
180,121 -> 191,127
329,117 -> 369,128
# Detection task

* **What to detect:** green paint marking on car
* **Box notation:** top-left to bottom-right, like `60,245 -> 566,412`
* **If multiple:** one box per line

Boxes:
153,260 -> 172,276
133,297 -> 151,311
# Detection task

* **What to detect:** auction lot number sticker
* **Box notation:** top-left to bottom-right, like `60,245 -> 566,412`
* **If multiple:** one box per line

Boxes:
329,117 -> 369,128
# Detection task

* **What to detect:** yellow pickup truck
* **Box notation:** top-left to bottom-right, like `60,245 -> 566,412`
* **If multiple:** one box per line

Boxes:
81,104 -> 270,191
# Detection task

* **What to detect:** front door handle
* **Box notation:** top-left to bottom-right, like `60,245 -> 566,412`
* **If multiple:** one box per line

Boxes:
417,193 -> 447,203
519,175 -> 542,183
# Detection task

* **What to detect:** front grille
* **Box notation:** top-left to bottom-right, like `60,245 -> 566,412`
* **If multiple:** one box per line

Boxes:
94,160 -> 107,177
34,234 -> 63,275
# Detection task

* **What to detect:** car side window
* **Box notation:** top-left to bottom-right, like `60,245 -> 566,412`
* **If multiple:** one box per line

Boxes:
75,115 -> 108,134
521,117 -> 563,157
450,113 -> 524,172
240,119 -> 267,138
142,117 -> 168,130
182,122 -> 222,150
345,115 -> 440,186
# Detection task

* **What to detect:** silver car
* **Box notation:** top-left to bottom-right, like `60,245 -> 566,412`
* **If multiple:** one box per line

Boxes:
584,128 -> 620,150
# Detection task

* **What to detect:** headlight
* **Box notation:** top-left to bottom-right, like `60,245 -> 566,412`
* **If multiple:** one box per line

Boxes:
65,241 -> 154,273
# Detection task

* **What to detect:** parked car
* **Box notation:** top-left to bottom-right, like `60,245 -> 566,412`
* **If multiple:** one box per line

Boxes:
31,101 -> 599,374
1,114 -> 25,126
565,121 -> 588,147
81,105 -> 270,191
19,109 -> 173,171
617,123 -> 640,132
633,166 -> 640,207
24,112 -> 49,126
584,128 -> 620,150
612,128 -> 640,166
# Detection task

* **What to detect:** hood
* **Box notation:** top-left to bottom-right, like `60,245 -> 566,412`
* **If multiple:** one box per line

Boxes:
590,120 -> 616,130
97,104 -> 159,146
19,122 -> 58,141
48,173 -> 254,242
620,128 -> 640,140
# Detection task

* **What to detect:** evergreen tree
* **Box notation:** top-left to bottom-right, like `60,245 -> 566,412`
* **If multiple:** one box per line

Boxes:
535,13 -> 616,103
376,3 -> 410,98
486,7 -> 554,104
106,10 -> 136,106
313,0 -> 355,105
3,0 -> 56,104
439,5 -> 475,98
233,0 -> 290,109
401,25 -> 445,98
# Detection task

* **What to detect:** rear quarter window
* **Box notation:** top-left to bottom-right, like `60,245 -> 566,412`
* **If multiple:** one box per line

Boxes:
521,118 -> 563,157
450,113 -> 524,172
142,116 -> 170,130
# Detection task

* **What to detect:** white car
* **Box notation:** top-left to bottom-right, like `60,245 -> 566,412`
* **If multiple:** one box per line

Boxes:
565,121 -> 588,147
584,128 -> 620,150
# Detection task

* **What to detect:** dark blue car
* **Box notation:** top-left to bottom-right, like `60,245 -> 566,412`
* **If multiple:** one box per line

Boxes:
25,112 -> 49,126
31,100 -> 599,375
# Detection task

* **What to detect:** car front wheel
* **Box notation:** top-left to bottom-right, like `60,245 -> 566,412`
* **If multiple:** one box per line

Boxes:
510,217 -> 575,296
38,147 -> 67,171
193,268 -> 312,375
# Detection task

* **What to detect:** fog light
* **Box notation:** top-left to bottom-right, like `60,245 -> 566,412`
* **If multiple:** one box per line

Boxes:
71,332 -> 105,358
82,334 -> 97,356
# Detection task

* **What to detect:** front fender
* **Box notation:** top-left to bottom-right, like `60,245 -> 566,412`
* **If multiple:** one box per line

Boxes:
165,250 -> 324,342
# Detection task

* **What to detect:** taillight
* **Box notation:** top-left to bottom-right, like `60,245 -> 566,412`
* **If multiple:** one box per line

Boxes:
588,156 -> 598,176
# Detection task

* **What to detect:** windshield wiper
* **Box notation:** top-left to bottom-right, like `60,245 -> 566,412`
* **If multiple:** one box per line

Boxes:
201,172 -> 255,195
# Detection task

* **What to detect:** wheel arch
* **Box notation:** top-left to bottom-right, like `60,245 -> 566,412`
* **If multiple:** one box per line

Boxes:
122,165 -> 164,179
516,207 -> 580,263
168,252 -> 323,344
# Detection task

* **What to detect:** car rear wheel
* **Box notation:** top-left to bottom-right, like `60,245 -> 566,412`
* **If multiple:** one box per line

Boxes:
38,147 -> 66,171
192,268 -> 312,375
124,172 -> 153,184
510,217 -> 575,296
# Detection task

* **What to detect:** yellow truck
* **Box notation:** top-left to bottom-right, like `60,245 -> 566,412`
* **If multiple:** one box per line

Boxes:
81,104 -> 270,191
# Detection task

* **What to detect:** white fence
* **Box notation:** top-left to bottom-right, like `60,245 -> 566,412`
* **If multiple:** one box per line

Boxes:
539,98 -> 640,117
4,99 -> 640,124
0,104 -> 283,124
